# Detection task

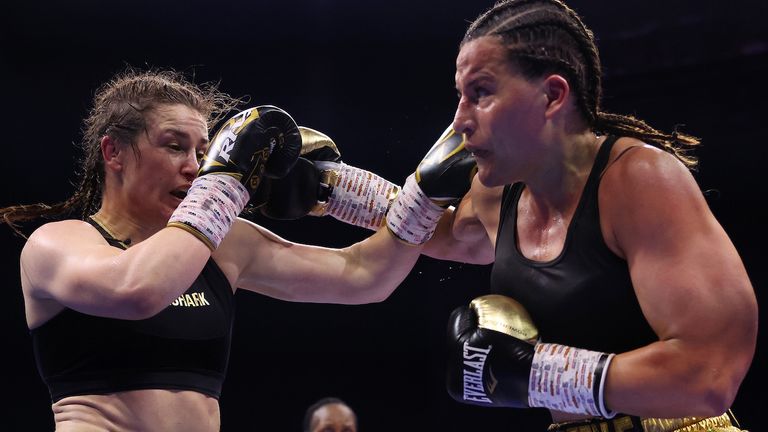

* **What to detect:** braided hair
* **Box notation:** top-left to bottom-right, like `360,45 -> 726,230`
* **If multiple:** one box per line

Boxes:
1,67 -> 242,237
463,0 -> 699,167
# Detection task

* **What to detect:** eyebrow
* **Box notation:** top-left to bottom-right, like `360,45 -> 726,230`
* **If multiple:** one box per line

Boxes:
164,128 -> 209,146
456,73 -> 492,93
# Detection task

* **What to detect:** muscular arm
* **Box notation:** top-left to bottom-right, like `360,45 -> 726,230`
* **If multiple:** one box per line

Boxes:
216,218 -> 423,304
21,221 -> 211,322
599,146 -> 757,417
422,177 -> 500,264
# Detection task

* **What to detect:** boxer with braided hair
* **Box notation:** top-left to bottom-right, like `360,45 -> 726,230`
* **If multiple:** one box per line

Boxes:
1,67 -> 474,431
420,1 -> 757,431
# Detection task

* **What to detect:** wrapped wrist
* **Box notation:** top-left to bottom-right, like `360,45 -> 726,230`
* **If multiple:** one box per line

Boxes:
167,174 -> 249,250
528,343 -> 616,418
318,161 -> 400,230
385,174 -> 445,245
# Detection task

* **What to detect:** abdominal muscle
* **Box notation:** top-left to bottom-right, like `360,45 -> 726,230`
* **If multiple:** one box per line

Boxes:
52,389 -> 220,432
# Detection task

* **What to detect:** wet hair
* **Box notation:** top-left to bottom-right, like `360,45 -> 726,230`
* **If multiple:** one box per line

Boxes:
302,397 -> 357,432
1,67 -> 242,237
463,0 -> 699,167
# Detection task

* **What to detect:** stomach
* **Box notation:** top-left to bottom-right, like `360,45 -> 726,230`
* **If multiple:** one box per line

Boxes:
52,389 -> 220,432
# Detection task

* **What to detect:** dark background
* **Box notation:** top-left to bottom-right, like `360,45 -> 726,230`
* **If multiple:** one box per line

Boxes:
2,1 -> 765,430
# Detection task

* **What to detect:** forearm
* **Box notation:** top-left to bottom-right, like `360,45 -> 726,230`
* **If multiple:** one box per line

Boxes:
604,340 -> 748,418
274,229 -> 422,304
95,228 -> 212,318
445,295 -> 754,422
340,228 -> 423,303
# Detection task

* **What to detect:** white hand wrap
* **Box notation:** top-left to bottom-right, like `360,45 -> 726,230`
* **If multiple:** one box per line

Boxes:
320,162 -> 400,230
385,174 -> 445,245
528,343 -> 616,418
167,174 -> 249,250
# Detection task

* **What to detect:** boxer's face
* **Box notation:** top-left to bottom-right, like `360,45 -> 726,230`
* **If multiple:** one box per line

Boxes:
453,37 -> 549,187
309,403 -> 356,432
110,103 -> 208,225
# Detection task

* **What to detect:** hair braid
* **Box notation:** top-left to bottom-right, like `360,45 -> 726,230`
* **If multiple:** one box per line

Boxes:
0,67 -> 243,238
464,0 -> 700,168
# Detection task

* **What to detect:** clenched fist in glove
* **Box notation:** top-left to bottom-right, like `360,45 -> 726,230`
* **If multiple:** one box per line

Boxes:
447,294 -> 616,418
168,105 -> 301,249
256,125 -> 476,237
256,127 -> 399,230
386,125 -> 477,244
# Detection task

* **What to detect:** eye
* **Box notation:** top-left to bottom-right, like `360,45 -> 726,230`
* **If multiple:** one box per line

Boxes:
474,86 -> 490,99
168,142 -> 183,151
196,150 -> 206,161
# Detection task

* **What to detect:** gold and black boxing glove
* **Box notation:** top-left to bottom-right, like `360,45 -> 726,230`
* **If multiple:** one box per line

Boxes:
255,126 -> 342,220
198,105 -> 302,192
257,127 -> 401,230
386,125 -> 477,244
446,294 -> 617,418
167,105 -> 301,249
446,295 -> 538,407
257,124 -> 476,237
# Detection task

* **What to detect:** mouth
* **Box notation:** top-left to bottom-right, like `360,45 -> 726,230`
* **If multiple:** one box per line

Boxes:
170,189 -> 188,200
467,147 -> 490,159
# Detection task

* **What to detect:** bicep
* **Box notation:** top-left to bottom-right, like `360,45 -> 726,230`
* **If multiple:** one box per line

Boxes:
605,149 -> 756,359
597,149 -> 756,416
22,221 -> 126,314
23,220 -> 212,320
422,183 -> 497,264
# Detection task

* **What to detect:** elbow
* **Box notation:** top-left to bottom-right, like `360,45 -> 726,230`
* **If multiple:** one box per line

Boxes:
341,282 -> 393,305
116,283 -> 169,320
365,288 -> 393,304
684,365 -> 746,417
696,382 -> 738,417
360,272 -> 403,304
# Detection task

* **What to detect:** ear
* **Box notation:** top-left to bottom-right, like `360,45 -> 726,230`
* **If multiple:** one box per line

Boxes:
100,135 -> 124,172
542,74 -> 570,119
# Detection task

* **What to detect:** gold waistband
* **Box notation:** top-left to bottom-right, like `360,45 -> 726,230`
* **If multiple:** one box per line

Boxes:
549,411 -> 742,432
643,411 -> 738,432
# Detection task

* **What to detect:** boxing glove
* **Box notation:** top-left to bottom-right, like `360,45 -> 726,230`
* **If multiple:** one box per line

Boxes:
198,105 -> 302,193
446,295 -> 616,418
168,106 -> 301,249
258,127 -> 401,230
386,125 -> 477,244
257,126 -> 342,220
447,294 -> 538,407
415,125 -> 477,207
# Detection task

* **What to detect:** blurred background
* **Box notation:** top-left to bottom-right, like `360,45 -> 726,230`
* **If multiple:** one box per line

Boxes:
2,0 -> 765,430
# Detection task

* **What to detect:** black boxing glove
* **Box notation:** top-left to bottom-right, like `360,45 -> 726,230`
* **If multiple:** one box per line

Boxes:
446,295 -> 617,418
386,125 -> 477,244
168,106 -> 301,249
198,105 -> 301,193
447,295 -> 538,407
259,127 -> 401,230
415,126 -> 477,207
257,126 -> 342,220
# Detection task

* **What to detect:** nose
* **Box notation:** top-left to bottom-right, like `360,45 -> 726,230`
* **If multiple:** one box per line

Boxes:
182,152 -> 200,181
452,98 -> 475,138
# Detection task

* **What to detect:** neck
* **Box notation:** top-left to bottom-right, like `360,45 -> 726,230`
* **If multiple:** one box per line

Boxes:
524,130 -> 602,215
91,201 -> 163,246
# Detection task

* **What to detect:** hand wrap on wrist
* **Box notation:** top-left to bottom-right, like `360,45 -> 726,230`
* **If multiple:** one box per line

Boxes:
385,174 -> 445,245
167,174 -> 249,250
316,161 -> 400,230
528,343 -> 616,418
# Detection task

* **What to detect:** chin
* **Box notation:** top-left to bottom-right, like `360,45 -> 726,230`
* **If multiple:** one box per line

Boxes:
476,167 -> 505,188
